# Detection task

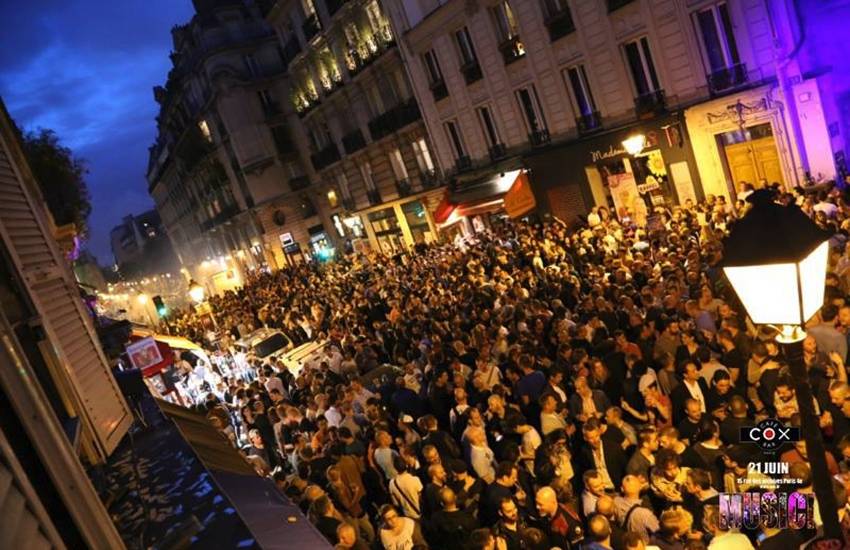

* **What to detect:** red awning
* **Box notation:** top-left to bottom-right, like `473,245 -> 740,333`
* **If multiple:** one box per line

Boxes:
433,193 -> 456,224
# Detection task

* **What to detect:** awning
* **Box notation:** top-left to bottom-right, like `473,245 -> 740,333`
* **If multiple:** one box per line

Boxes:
156,399 -> 332,549
435,168 -> 528,224
503,171 -> 536,218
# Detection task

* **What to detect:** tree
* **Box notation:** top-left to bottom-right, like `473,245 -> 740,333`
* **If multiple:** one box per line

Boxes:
17,127 -> 92,238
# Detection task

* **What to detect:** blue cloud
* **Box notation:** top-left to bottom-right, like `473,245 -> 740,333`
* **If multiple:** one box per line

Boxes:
0,0 -> 194,263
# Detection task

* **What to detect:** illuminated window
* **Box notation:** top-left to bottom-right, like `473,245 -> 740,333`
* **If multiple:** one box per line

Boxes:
198,119 -> 212,142
327,189 -> 339,207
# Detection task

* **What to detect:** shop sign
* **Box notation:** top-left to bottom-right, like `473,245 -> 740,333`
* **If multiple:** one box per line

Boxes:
591,145 -> 626,163
637,180 -> 661,194
126,337 -> 163,371
279,232 -> 294,246
284,242 -> 301,254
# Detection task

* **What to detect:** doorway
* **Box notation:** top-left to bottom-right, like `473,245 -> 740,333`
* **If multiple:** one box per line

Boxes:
720,123 -> 784,194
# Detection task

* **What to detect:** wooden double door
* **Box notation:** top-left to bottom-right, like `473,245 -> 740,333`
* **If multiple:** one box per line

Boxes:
724,135 -> 785,189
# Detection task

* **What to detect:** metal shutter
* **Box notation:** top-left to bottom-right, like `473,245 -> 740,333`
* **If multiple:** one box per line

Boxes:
0,122 -> 131,461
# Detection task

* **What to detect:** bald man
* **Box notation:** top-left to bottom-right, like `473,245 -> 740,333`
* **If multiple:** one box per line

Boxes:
585,514 -> 613,549
429,487 -> 479,549
596,495 -> 626,550
535,486 -> 583,549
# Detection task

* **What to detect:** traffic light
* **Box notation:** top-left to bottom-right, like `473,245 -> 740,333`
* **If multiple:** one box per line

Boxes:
152,295 -> 168,317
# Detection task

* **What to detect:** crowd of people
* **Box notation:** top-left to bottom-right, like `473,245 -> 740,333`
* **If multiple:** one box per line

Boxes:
168,184 -> 850,550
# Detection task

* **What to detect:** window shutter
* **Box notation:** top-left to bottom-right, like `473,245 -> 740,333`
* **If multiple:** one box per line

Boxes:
0,125 -> 131,462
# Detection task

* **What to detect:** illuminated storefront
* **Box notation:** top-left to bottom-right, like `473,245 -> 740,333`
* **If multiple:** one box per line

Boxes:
525,113 -> 702,225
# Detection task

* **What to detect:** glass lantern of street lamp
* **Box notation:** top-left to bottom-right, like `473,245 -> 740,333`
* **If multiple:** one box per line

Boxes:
137,294 -> 148,305
621,134 -> 646,156
188,279 -> 205,304
721,189 -> 830,339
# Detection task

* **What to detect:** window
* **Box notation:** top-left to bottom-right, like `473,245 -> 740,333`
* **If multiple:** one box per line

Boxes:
198,119 -> 212,142
444,120 -> 467,160
389,148 -> 409,181
422,50 -> 444,85
301,0 -> 317,17
563,65 -> 597,117
543,0 -> 569,18
412,137 -> 435,172
492,1 -> 520,41
515,85 -> 547,134
309,122 -> 331,150
695,3 -> 740,72
359,161 -> 377,190
623,37 -> 660,96
258,89 -> 278,114
455,27 -> 478,66
476,105 -> 501,148
542,0 -> 574,41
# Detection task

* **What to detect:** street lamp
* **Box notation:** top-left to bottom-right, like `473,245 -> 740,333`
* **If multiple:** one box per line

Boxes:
188,279 -> 205,304
722,189 -> 843,542
621,134 -> 646,156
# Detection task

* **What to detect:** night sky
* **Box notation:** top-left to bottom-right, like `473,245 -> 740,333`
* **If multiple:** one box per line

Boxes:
0,0 -> 195,264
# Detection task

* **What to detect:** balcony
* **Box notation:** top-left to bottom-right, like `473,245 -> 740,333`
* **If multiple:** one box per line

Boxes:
346,35 -> 396,78
302,14 -> 320,42
489,143 -> 507,161
200,204 -> 240,232
455,155 -> 472,173
420,169 -> 440,189
498,35 -> 526,65
281,35 -> 302,68
430,79 -> 449,102
367,99 -> 422,141
707,63 -> 749,96
289,175 -> 311,191
460,61 -> 483,85
326,0 -> 346,17
296,97 -> 320,119
342,129 -> 367,155
607,0 -> 636,12
529,128 -> 551,147
545,9 -> 576,42
310,143 -> 341,171
367,188 -> 382,205
341,196 -> 356,211
395,178 -> 413,197
634,89 -> 666,117
576,111 -> 603,134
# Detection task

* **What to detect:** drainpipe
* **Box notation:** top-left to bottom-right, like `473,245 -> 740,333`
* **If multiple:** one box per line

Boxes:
766,0 -> 808,187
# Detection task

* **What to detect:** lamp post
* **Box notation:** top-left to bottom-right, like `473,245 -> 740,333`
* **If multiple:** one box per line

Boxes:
721,189 -> 843,542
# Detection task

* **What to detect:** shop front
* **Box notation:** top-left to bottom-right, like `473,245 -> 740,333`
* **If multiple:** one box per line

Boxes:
433,164 -> 536,240
349,189 -> 443,255
525,113 -> 701,226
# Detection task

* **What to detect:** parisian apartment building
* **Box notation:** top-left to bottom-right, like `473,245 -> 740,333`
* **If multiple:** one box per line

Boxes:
381,0 -> 849,229
147,0 -> 337,292
148,0 -> 850,287
262,0 -> 446,257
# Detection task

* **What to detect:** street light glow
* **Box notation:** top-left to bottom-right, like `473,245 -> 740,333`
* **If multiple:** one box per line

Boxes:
188,279 -> 205,303
621,134 -> 646,156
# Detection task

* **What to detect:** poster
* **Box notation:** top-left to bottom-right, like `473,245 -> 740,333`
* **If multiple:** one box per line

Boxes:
126,337 -> 163,371
607,172 -> 645,226
670,161 -> 697,205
